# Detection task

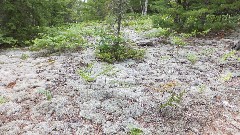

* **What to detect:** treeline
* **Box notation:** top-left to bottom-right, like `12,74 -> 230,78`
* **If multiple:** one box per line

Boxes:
0,0 -> 239,46
0,0 -> 81,45
151,0 -> 240,32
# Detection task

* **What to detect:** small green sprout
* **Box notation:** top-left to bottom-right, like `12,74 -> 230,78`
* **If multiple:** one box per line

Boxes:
78,64 -> 115,82
220,72 -> 233,82
130,128 -> 143,135
20,54 -> 29,60
171,36 -> 186,46
187,53 -> 198,64
198,84 -> 206,93
0,96 -> 7,104
160,90 -> 186,109
37,89 -> 52,100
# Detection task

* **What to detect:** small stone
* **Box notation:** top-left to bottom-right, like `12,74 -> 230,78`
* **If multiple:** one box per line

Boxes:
136,40 -> 154,46
232,40 -> 240,50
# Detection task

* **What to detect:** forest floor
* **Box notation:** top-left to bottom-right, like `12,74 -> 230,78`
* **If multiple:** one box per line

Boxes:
0,28 -> 240,135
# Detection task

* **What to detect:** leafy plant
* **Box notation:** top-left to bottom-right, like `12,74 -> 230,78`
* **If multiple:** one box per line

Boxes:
151,1 -> 239,33
20,54 -> 29,60
31,25 -> 87,52
78,64 -> 115,82
96,35 -> 145,63
160,90 -> 186,109
186,53 -> 198,64
0,34 -> 17,45
122,15 -> 152,33
130,128 -> 143,135
171,36 -> 186,46
0,96 -> 7,104
37,89 -> 52,101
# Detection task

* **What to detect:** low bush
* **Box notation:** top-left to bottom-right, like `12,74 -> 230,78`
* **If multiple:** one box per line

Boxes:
0,33 -> 17,46
96,35 -> 145,63
31,25 -> 86,52
122,15 -> 153,32
151,0 -> 240,34
31,22 -> 111,52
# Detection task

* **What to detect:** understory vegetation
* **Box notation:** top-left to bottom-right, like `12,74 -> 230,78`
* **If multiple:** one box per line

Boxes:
1,1 -> 240,134
0,0 -> 239,110
1,0 -> 239,47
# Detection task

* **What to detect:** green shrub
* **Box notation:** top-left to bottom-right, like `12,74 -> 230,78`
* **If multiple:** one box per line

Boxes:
145,27 -> 171,38
122,15 -> 153,32
0,33 -> 17,45
96,44 -> 145,63
31,25 -> 87,52
171,36 -> 186,46
96,34 -> 145,63
151,0 -> 240,34
31,22 -> 110,52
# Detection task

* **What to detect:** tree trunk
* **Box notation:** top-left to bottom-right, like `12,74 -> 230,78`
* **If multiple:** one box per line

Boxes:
116,0 -> 123,45
142,0 -> 148,15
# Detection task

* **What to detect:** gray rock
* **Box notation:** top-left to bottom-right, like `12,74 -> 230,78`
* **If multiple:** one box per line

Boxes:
136,40 -> 154,46
232,40 -> 240,50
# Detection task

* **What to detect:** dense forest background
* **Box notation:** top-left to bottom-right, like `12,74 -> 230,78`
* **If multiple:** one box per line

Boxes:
0,0 -> 239,48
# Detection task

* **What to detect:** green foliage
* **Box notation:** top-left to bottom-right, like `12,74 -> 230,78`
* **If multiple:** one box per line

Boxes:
160,90 -> 186,109
0,96 -> 7,104
171,36 -> 186,46
37,89 -> 52,101
81,0 -> 111,21
186,53 -> 198,64
20,54 -> 29,60
130,128 -> 143,135
96,35 -> 145,63
31,25 -> 87,52
78,63 -> 96,82
123,15 -> 153,32
151,0 -> 240,33
0,0 -> 82,45
0,34 -> 17,45
221,50 -> 237,61
31,22 -> 111,52
78,64 -> 115,82
220,72 -> 233,82
145,27 -> 171,38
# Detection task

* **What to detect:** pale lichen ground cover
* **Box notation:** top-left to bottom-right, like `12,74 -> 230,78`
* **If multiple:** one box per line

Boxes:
0,30 -> 240,134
